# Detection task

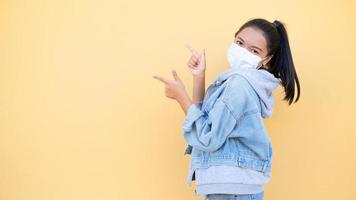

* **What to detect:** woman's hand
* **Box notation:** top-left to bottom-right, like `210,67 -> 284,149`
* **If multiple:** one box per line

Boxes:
153,70 -> 189,101
153,70 -> 192,114
185,44 -> 206,77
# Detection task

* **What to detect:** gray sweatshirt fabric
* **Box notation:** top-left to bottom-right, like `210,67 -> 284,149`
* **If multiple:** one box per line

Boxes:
193,67 -> 281,195
195,165 -> 271,195
232,67 -> 281,118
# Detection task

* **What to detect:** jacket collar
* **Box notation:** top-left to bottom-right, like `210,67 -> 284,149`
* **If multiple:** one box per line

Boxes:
213,67 -> 277,86
213,68 -> 242,85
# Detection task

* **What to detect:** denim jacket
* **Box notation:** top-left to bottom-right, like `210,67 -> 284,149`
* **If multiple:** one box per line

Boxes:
182,67 -> 281,185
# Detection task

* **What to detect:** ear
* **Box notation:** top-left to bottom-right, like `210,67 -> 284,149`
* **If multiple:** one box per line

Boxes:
263,54 -> 274,65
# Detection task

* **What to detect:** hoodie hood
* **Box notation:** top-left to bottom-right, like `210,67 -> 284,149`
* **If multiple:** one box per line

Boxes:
213,67 -> 281,118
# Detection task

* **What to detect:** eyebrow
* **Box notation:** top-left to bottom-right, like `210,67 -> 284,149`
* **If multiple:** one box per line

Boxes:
237,36 -> 264,52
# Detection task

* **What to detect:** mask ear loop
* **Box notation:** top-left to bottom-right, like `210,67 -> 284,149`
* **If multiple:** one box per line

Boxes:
256,59 -> 265,70
257,55 -> 271,69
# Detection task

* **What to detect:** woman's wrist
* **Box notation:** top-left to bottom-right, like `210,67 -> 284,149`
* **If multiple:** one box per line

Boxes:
193,73 -> 205,79
177,92 -> 192,115
192,73 -> 205,103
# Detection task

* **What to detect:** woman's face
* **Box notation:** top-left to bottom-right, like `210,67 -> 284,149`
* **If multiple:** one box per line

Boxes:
234,27 -> 273,68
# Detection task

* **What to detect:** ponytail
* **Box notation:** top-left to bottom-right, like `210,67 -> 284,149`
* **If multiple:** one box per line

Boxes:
269,20 -> 301,105
235,18 -> 301,105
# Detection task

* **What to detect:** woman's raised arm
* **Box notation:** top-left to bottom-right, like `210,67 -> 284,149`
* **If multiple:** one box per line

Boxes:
185,44 -> 206,105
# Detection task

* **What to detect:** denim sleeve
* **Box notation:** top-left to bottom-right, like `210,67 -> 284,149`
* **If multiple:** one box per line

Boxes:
182,98 -> 237,152
183,100 -> 203,155
195,100 -> 204,110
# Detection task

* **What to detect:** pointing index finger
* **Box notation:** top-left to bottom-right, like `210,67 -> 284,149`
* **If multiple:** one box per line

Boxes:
185,44 -> 200,58
152,75 -> 169,84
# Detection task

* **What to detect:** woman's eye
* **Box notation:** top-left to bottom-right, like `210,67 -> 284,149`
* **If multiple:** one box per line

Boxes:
235,41 -> 243,45
251,49 -> 259,54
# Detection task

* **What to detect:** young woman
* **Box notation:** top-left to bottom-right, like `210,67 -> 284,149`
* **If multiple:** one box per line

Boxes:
153,18 -> 300,200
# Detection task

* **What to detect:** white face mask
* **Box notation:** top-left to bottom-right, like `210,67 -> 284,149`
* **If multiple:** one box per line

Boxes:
227,42 -> 264,69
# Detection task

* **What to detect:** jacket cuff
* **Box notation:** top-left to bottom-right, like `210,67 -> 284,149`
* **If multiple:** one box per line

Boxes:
182,102 -> 205,132
196,100 -> 203,110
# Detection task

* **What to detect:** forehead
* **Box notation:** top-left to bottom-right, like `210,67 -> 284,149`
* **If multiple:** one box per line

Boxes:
235,27 -> 267,51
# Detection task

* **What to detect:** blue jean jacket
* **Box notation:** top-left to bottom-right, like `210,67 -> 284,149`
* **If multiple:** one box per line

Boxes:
182,69 -> 273,185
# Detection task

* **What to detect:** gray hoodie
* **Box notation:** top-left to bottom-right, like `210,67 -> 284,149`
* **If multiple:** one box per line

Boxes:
212,67 -> 281,118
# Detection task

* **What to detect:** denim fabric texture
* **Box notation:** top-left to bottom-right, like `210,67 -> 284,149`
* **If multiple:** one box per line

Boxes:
204,190 -> 264,200
182,67 -> 281,186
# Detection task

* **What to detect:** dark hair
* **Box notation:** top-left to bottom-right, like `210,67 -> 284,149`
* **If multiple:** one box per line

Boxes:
234,18 -> 301,105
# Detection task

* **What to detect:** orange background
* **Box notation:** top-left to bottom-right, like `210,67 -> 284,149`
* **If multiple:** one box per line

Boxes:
0,0 -> 355,199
